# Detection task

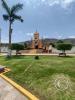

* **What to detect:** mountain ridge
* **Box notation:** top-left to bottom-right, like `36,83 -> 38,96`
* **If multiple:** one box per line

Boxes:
19,38 -> 75,45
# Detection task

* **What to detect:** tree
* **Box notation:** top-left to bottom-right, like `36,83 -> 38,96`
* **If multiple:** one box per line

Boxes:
56,43 -> 72,56
24,42 -> 28,49
57,40 -> 63,44
49,43 -> 55,48
11,44 -> 24,55
1,0 -> 23,57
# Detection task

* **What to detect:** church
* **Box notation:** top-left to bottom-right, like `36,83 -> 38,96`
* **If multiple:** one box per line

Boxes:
31,31 -> 43,49
31,31 -> 52,53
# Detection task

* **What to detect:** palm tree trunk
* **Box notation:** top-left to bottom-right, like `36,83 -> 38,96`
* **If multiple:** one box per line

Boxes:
8,20 -> 12,57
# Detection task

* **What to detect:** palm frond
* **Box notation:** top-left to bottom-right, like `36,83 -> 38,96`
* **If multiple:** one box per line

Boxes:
1,0 -> 10,15
3,14 -> 9,21
12,14 -> 23,22
11,3 -> 23,14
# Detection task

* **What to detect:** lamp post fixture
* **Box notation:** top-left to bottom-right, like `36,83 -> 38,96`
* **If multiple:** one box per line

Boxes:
0,28 -> 1,53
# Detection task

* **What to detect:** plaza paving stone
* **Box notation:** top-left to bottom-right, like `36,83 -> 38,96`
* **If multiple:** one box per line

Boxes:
0,77 -> 28,100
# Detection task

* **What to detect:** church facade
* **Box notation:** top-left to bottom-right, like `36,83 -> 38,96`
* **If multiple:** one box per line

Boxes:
29,31 -> 53,53
31,31 -> 43,49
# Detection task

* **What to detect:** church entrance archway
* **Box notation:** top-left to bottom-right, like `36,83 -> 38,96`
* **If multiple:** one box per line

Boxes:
35,45 -> 38,49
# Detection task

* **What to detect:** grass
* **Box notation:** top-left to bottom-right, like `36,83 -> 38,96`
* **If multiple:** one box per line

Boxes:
0,55 -> 75,100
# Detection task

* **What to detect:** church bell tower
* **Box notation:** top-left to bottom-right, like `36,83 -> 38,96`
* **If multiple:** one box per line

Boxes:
31,31 -> 42,49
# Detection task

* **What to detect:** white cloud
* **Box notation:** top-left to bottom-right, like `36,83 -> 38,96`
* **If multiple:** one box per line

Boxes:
21,0 -> 75,9
26,32 -> 34,36
43,35 -> 49,38
42,0 -> 75,8
60,0 -> 74,8
68,35 -> 75,38
58,35 -> 63,39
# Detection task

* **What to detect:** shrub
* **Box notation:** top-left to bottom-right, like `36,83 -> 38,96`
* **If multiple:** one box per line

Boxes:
34,56 -> 39,60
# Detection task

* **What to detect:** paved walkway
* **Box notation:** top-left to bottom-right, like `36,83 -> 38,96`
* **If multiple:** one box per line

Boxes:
1,53 -> 75,56
0,77 -> 28,100
21,53 -> 75,56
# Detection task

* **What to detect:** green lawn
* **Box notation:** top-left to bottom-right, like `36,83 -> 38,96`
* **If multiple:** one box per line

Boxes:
0,55 -> 75,100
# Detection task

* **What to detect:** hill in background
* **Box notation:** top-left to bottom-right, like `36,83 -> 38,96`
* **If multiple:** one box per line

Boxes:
19,38 -> 75,48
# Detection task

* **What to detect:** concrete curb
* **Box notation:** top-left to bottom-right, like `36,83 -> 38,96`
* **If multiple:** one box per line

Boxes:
0,68 -> 39,100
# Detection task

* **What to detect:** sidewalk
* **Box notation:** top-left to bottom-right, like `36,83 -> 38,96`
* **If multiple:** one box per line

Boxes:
0,77 -> 28,100
1,53 -> 75,56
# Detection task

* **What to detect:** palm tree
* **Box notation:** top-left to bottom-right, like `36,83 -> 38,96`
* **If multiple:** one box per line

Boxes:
1,0 -> 23,57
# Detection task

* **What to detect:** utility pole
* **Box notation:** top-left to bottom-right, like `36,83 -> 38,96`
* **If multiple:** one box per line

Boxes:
0,28 -> 1,53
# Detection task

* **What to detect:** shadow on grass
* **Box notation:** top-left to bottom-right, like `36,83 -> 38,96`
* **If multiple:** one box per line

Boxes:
4,55 -> 74,62
58,55 -> 73,58
5,55 -> 25,60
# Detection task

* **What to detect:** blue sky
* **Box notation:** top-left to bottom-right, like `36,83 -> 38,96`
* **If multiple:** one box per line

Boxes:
0,0 -> 75,43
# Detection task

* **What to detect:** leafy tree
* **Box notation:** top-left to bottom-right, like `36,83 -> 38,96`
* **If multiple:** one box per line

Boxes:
1,0 -> 23,57
49,43 -> 55,48
56,43 -> 72,56
24,43 -> 28,49
57,40 -> 64,43
11,44 -> 24,55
